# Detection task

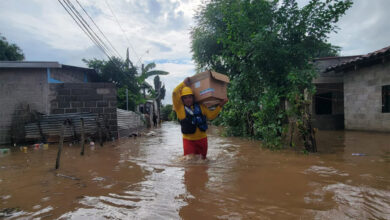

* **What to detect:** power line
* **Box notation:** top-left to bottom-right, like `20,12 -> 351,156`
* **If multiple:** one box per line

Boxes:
104,0 -> 140,64
64,0 -> 116,58
58,0 -> 113,59
75,0 -> 123,59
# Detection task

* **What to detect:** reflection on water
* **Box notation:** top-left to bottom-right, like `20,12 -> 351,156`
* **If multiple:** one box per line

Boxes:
0,122 -> 389,219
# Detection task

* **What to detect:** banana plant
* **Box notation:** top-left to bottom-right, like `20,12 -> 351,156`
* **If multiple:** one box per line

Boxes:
136,62 -> 168,85
136,62 -> 168,115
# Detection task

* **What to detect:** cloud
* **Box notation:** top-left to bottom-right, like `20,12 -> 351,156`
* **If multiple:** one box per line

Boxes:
1,0 -> 389,106
328,0 -> 390,55
150,41 -> 173,52
145,60 -> 196,104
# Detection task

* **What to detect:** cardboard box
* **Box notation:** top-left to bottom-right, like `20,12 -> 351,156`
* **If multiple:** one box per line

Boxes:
189,70 -> 230,107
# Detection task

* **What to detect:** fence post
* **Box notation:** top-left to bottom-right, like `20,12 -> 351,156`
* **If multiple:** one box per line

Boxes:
80,118 -> 85,156
55,119 -> 68,169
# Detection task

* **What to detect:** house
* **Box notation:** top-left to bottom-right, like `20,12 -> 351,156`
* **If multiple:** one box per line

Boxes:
0,61 -> 118,144
312,46 -> 390,132
137,99 -> 159,127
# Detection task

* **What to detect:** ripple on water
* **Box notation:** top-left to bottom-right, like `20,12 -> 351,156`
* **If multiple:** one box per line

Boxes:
314,183 -> 390,219
303,165 -> 349,177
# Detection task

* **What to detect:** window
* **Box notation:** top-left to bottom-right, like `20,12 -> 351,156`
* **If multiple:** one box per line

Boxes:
315,92 -> 332,115
382,85 -> 390,113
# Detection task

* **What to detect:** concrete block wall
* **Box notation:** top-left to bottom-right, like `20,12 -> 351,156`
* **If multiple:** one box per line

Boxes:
49,83 -> 118,138
0,69 -> 49,144
344,61 -> 390,131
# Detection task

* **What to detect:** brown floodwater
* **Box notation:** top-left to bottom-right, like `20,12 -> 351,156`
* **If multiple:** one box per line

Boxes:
0,122 -> 389,219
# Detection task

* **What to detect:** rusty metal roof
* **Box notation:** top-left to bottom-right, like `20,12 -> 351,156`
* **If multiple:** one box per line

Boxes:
325,46 -> 390,72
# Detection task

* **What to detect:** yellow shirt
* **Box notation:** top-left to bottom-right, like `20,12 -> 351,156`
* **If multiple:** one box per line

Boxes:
172,82 -> 222,140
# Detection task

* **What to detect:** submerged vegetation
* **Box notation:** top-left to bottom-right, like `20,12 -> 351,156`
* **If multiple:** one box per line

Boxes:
191,0 -> 352,151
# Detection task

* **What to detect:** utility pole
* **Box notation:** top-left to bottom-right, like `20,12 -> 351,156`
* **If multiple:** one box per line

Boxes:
126,88 -> 128,111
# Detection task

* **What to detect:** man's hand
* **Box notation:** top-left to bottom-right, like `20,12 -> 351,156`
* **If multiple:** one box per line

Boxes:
219,98 -> 229,107
183,77 -> 191,86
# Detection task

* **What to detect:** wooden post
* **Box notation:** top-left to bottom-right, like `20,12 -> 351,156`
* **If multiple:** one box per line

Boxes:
289,120 -> 295,147
97,116 -> 103,147
80,118 -> 85,156
55,120 -> 67,169
70,120 -> 78,143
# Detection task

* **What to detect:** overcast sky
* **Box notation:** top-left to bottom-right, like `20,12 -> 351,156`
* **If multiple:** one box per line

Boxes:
1,0 -> 389,104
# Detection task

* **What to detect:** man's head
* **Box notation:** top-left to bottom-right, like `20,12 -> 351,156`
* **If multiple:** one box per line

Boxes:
181,86 -> 194,107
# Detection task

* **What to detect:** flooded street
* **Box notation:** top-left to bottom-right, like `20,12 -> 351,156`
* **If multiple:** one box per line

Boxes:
0,121 -> 389,219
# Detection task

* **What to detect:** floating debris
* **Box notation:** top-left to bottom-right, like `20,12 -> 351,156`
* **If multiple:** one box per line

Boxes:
352,153 -> 366,156
56,173 -> 80,180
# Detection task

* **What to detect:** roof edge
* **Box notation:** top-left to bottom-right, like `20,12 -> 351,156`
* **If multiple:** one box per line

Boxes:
0,61 -> 62,68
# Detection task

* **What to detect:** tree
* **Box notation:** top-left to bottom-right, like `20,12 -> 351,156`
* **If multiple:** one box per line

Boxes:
161,104 -> 173,121
0,34 -> 25,61
191,0 -> 352,152
83,57 -> 169,112
83,57 -> 140,110
137,63 -> 168,114
153,75 -> 167,122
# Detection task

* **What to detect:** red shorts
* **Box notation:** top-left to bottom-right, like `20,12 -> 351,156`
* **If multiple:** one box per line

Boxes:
183,137 -> 208,159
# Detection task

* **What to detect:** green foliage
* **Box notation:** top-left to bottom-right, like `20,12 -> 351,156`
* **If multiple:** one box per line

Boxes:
137,63 -> 168,84
83,57 -> 140,111
191,0 -> 352,150
153,75 -> 167,120
169,110 -> 177,121
83,57 -> 169,111
161,104 -> 173,121
0,34 -> 25,61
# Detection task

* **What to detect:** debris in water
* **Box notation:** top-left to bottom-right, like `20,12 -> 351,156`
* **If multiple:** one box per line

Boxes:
56,173 -> 80,180
145,131 -> 156,136
33,205 -> 41,210
92,177 -> 105,182
1,195 -> 11,200
352,153 -> 366,156
41,197 -> 50,202
0,207 -> 21,218
19,146 -> 28,153
0,148 -> 10,155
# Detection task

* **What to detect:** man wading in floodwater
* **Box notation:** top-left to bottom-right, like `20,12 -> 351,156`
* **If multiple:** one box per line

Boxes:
172,77 -> 228,159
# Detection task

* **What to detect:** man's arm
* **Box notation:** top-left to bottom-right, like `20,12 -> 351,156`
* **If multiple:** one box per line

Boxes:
201,98 -> 228,120
172,78 -> 191,120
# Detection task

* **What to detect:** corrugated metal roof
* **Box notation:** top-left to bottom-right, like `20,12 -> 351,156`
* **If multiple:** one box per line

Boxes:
117,109 -> 145,138
0,61 -> 62,68
24,113 -> 100,141
313,56 -> 361,73
0,61 -> 96,73
0,61 -> 98,78
325,46 -> 390,72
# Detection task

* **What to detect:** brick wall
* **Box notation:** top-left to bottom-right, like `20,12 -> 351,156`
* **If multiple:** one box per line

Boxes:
344,61 -> 390,131
49,83 -> 118,138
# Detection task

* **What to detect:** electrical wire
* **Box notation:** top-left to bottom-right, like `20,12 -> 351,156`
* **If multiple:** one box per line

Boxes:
65,0 -> 115,58
59,0 -> 126,70
104,0 -> 140,64
75,0 -> 123,59
58,0 -> 112,59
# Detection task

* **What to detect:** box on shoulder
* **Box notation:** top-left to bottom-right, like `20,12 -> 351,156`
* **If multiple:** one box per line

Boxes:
189,70 -> 230,107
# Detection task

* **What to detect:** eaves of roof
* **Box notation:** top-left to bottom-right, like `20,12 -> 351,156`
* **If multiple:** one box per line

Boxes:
325,46 -> 390,72
0,61 -> 61,68
0,61 -> 97,77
